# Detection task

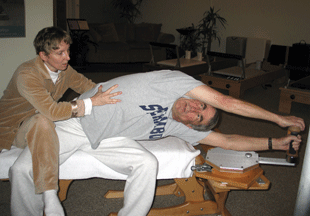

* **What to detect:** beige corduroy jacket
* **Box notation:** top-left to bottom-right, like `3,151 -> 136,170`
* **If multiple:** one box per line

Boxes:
0,56 -> 96,151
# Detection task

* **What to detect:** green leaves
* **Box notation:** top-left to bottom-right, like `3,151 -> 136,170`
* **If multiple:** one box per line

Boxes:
111,0 -> 144,23
197,7 -> 228,55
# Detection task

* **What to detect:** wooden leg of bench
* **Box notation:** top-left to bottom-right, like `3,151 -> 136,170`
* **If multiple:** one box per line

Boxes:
156,182 -> 185,197
147,176 -> 218,215
104,189 -> 124,199
106,175 -> 221,216
147,200 -> 218,216
105,182 -> 184,199
205,180 -> 231,216
58,179 -> 73,202
214,191 -> 231,216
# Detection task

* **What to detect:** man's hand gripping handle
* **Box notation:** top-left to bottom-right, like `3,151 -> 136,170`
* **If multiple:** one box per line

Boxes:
286,126 -> 301,163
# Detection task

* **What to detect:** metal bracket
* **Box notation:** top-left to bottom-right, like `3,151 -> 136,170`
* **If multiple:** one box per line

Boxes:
258,157 -> 295,166
191,163 -> 213,172
205,147 -> 295,173
256,177 -> 266,185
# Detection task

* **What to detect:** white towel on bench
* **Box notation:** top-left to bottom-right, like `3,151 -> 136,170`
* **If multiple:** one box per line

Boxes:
0,137 -> 200,180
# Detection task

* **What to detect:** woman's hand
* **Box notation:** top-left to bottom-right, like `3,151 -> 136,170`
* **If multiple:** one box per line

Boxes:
91,84 -> 122,106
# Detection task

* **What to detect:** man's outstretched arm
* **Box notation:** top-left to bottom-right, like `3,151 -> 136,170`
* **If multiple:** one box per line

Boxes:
199,131 -> 302,152
186,85 -> 305,131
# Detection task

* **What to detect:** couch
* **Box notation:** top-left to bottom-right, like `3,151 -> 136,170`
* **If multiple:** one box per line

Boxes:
86,22 -> 175,63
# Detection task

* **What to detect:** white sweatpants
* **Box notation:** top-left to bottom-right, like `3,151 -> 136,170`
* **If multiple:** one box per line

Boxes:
9,118 -> 158,216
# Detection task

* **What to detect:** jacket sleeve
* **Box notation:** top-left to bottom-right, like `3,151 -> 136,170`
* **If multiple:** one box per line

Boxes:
66,68 -> 97,117
66,68 -> 96,95
16,68 -> 96,121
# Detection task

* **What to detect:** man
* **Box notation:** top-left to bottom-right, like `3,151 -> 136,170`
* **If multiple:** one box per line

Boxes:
10,70 -> 304,216
0,27 -> 121,216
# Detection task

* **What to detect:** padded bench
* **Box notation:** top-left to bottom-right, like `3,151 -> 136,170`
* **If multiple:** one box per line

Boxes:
1,135 -> 270,215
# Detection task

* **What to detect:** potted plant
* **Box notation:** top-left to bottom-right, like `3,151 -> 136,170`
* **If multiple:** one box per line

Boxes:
111,0 -> 144,24
70,32 -> 98,66
197,7 -> 227,57
177,24 -> 201,57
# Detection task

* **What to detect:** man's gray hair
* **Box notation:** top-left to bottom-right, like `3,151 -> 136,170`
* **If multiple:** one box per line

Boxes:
190,109 -> 219,131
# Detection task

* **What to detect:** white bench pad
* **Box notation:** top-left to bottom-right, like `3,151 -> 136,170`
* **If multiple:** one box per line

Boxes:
0,137 -> 200,180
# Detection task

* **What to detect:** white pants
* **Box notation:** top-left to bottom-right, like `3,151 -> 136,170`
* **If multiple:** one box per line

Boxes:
9,118 -> 158,216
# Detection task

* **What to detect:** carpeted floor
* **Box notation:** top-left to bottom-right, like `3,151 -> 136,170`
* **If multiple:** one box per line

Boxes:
0,63 -> 309,216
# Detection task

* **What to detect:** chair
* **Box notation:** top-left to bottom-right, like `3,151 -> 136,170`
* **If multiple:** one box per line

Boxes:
149,42 -> 182,68
206,51 -> 246,79
144,42 -> 238,79
200,46 -> 287,98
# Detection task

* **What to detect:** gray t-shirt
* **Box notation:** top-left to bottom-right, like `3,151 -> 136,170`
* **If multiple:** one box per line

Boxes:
79,70 -> 212,149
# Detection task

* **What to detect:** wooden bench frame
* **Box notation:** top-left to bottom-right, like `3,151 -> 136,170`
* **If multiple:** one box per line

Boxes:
55,145 -> 270,216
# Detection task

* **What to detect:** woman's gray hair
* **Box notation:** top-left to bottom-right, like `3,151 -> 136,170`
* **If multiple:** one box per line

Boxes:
190,109 -> 219,131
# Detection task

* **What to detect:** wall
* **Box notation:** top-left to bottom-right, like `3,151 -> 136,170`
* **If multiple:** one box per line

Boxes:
3,0 -> 309,96
216,0 -> 310,48
79,0 -> 310,52
140,0 -> 211,47
79,0 -> 121,23
141,0 -> 310,52
0,0 -> 53,97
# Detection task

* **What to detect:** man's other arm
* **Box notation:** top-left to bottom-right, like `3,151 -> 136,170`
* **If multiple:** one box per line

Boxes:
199,131 -> 302,152
186,85 -> 305,131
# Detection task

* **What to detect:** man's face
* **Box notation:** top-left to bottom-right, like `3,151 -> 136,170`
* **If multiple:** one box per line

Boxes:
172,98 -> 216,128
39,40 -> 70,72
